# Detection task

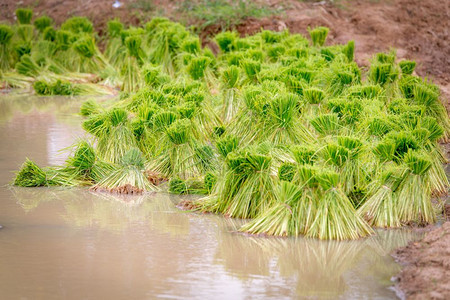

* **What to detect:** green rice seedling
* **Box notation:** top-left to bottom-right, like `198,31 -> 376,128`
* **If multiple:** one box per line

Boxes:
323,143 -> 349,168
303,87 -> 325,104
224,151 -> 276,218
368,117 -> 393,137
82,113 -> 109,137
358,165 -> 404,228
204,172 -> 217,193
151,119 -> 205,179
375,51 -> 396,64
63,140 -> 97,182
216,135 -> 239,159
215,31 -> 238,53
0,25 -> 14,70
396,150 -> 436,225
369,63 -> 398,86
33,80 -> 51,95
306,170 -> 373,240
265,93 -> 313,144
337,136 -> 367,199
169,177 -> 206,195
33,79 -> 80,96
148,21 -> 189,74
310,113 -> 340,135
93,148 -> 156,194
320,47 -> 335,61
385,131 -> 419,162
55,30 -> 74,51
121,35 -> 145,92
398,75 -> 420,99
291,145 -> 317,165
241,59 -> 261,82
261,30 -> 282,44
153,110 -> 178,131
240,181 -> 303,236
342,40 -> 355,62
96,108 -> 137,164
278,162 -> 296,182
16,8 -> 33,25
17,24 -> 34,43
142,64 -> 170,87
399,60 -> 416,75
13,159 -> 77,187
74,36 -> 109,73
43,27 -> 56,41
105,19 -> 124,56
181,37 -> 201,54
168,177 -> 187,194
194,144 -> 217,173
412,83 -> 450,136
61,17 -> 93,34
348,84 -> 382,100
308,27 -> 329,47
373,140 -> 396,163
14,159 -> 47,187
197,150 -> 276,219
34,16 -> 53,33
80,99 -> 103,116
221,65 -> 240,122
267,44 -> 286,61
15,54 -> 40,77
292,165 -> 319,234
187,56 -> 212,81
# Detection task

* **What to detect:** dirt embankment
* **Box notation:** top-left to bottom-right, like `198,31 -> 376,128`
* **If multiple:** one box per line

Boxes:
392,220 -> 450,300
393,204 -> 450,299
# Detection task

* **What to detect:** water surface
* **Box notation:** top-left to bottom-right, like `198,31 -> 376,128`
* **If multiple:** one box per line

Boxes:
0,95 -> 420,299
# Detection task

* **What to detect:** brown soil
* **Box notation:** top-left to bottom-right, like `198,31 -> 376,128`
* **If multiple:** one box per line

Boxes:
176,199 -> 201,211
90,183 -> 144,195
392,221 -> 450,300
144,170 -> 166,186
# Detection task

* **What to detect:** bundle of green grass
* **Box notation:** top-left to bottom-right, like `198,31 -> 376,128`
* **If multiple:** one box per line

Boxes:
11,13 -> 449,240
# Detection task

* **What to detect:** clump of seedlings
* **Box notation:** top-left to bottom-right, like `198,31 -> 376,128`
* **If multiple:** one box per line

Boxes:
8,13 -> 449,240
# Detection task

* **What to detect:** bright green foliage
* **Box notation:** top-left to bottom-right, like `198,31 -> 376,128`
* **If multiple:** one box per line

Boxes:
34,16 -> 53,32
61,17 -> 93,34
16,8 -> 33,25
215,31 -> 238,52
14,159 -> 47,187
7,13 -> 449,239
399,60 -> 416,75
278,162 -> 296,182
308,26 -> 329,47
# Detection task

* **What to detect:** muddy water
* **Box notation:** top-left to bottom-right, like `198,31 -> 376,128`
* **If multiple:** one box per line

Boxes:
0,95 -> 421,299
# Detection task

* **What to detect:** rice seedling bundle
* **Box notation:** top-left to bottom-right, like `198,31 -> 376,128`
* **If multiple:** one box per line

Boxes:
358,165 -> 404,228
396,150 -> 435,225
7,15 -> 449,239
0,25 -> 14,70
34,16 -> 53,33
306,170 -> 373,240
15,8 -> 33,25
93,148 -> 157,194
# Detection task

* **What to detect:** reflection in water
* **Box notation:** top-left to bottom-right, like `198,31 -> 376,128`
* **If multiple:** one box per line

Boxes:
0,95 -> 424,299
213,218 -> 422,299
10,186 -> 191,236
